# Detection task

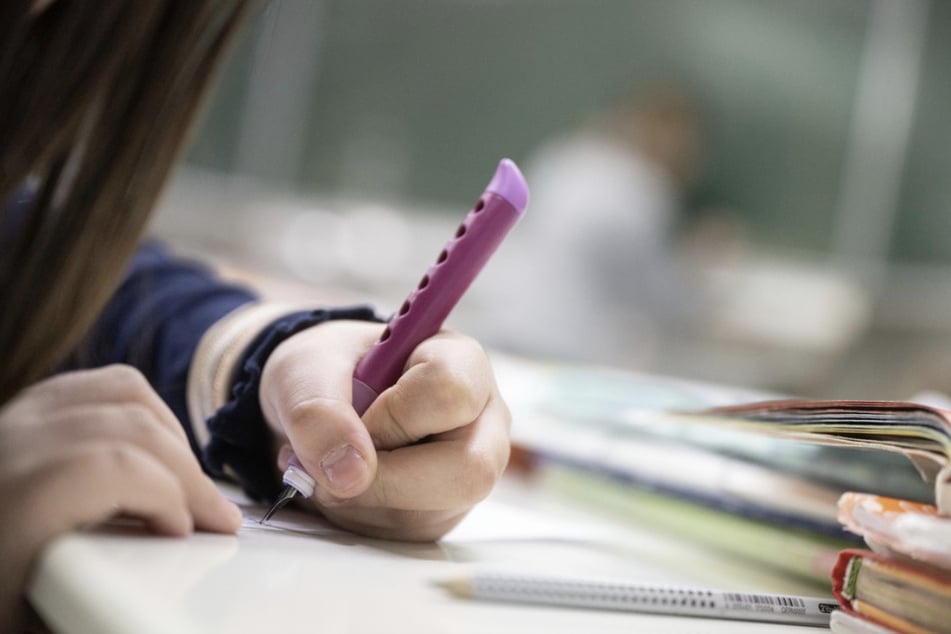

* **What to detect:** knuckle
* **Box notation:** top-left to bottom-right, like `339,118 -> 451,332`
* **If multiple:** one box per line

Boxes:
428,361 -> 482,420
284,397 -> 345,432
102,365 -> 152,399
92,442 -> 146,476
115,402 -> 162,438
458,447 -> 503,504
371,469 -> 394,508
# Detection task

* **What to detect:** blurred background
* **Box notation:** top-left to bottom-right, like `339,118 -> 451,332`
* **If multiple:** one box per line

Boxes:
152,0 -> 951,401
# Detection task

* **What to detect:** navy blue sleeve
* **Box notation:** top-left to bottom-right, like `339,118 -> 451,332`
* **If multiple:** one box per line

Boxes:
67,240 -> 380,500
65,241 -> 257,454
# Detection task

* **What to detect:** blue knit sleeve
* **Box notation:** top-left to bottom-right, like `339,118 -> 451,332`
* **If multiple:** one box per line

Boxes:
66,241 -> 256,453
68,241 -> 379,499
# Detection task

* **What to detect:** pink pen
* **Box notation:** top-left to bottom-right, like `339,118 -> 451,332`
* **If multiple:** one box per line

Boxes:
260,158 -> 529,523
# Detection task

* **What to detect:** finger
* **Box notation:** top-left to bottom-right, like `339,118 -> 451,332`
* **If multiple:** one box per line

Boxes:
9,405 -> 242,533
279,397 -> 376,499
15,441 -> 195,558
276,442 -> 294,471
260,322 -> 381,498
364,332 -> 493,449
0,441 -> 203,634
317,506 -> 467,542
11,366 -> 189,443
331,394 -> 511,512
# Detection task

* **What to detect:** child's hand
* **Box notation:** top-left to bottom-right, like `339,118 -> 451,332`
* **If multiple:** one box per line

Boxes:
260,320 -> 511,541
0,366 -> 243,631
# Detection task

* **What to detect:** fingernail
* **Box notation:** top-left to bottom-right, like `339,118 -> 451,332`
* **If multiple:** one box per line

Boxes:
320,444 -> 367,492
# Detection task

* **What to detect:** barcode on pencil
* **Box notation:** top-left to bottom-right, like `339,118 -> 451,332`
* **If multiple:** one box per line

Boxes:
723,593 -> 805,608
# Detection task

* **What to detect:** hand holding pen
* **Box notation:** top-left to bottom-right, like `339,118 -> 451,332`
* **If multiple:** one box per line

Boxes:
257,159 -> 528,538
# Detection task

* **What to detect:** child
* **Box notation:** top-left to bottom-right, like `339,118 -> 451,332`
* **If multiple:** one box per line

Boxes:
0,2 -> 511,629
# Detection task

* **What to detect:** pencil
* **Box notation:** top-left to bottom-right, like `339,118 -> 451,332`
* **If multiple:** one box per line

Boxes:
438,571 -> 837,627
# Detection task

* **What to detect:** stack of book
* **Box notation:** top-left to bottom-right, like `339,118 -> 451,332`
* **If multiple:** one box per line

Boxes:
828,493 -> 951,632
668,399 -> 951,633
493,355 -> 935,590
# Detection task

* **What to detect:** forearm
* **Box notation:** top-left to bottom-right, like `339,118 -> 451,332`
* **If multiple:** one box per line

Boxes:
65,240 -> 381,500
62,241 -> 257,452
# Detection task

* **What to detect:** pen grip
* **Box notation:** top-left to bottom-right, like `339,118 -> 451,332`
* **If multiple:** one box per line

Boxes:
353,190 -> 522,396
352,376 -> 379,417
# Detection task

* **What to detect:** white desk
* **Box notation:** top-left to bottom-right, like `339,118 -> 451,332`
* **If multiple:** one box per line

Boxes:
29,474 -> 831,633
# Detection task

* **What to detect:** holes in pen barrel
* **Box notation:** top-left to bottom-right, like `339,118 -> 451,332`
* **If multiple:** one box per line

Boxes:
400,202 -> 474,323
396,274 -> 431,322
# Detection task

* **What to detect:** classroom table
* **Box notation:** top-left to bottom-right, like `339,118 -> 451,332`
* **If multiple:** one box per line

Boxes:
28,471 -> 833,633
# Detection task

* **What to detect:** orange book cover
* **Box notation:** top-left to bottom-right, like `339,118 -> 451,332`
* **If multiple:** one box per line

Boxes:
837,493 -> 951,571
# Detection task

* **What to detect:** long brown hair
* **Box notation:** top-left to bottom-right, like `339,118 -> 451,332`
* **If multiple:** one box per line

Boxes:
0,1 -> 258,405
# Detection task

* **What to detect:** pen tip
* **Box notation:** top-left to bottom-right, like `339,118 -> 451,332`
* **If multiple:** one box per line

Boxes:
259,485 -> 297,524
259,502 -> 281,525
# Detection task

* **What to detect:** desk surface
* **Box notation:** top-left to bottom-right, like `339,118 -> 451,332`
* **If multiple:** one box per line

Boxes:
29,474 -> 831,634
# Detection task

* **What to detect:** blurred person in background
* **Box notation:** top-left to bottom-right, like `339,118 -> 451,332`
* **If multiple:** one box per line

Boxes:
483,83 -> 733,367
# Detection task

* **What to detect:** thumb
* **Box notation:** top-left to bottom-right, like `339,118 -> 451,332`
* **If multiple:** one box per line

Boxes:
277,392 -> 376,500
261,325 -> 380,499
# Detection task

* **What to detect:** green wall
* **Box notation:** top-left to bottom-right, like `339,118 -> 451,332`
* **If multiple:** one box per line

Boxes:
187,0 -> 951,264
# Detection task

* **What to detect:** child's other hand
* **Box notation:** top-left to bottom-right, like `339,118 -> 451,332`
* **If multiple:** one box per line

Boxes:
260,320 -> 511,541
0,366 -> 243,631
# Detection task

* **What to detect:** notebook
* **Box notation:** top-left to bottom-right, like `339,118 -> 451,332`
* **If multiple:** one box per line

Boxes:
831,548 -> 951,634
667,400 -> 951,513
